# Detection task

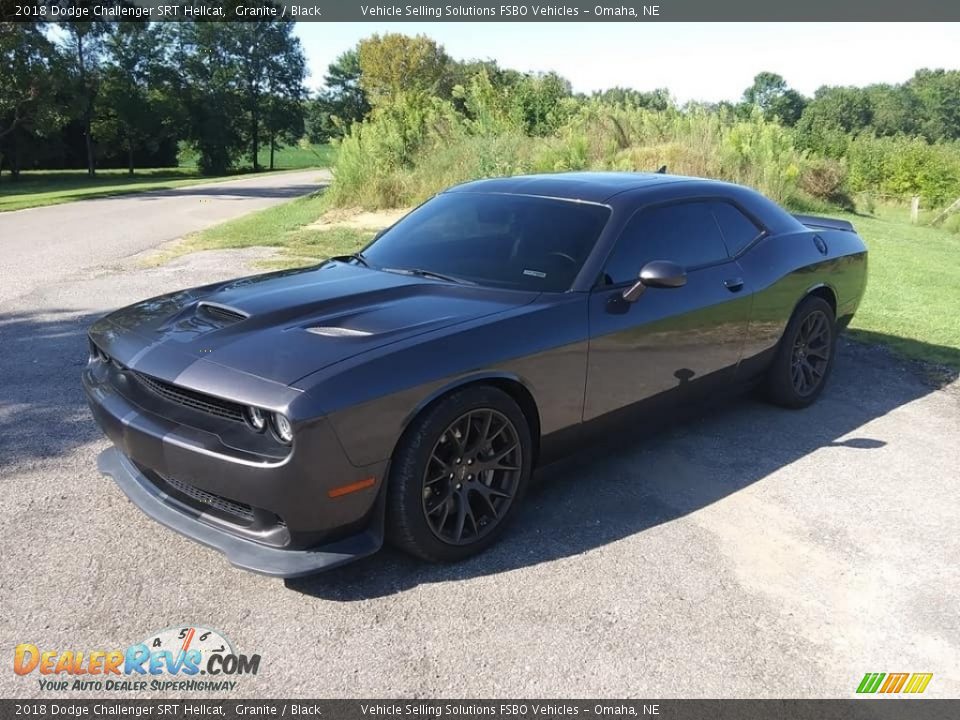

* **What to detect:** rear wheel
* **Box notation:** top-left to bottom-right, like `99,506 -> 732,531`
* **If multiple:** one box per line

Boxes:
765,295 -> 837,408
386,386 -> 533,562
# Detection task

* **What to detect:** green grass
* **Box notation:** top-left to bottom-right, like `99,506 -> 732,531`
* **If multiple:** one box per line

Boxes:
256,142 -> 336,170
839,210 -> 960,370
160,191 -> 373,267
0,143 -> 335,212
0,168 -> 220,212
173,196 -> 960,370
177,142 -> 336,173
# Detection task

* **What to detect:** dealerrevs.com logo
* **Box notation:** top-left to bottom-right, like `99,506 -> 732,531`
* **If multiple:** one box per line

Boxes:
13,626 -> 261,693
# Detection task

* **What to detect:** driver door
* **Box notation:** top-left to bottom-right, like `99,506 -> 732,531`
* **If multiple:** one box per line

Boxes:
584,200 -> 753,421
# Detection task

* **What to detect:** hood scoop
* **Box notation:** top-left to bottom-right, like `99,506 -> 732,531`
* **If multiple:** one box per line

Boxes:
155,301 -> 249,339
195,302 -> 249,327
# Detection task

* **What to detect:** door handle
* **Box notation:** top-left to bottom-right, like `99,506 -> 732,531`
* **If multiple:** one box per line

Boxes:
724,278 -> 744,292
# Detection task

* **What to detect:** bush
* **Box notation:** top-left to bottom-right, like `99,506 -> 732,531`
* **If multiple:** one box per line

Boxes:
719,116 -> 803,203
607,142 -> 717,177
847,135 -> 960,206
797,157 -> 853,209
324,92 -> 463,208
855,191 -> 877,216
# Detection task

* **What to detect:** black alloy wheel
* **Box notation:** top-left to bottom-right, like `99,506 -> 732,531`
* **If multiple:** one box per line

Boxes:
421,409 -> 522,545
386,386 -> 533,562
765,295 -> 837,409
790,309 -> 832,397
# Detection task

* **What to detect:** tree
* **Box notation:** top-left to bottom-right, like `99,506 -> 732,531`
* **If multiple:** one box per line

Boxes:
907,69 -> 960,141
864,83 -> 920,138
453,68 -> 524,137
742,72 -> 807,126
264,96 -> 304,170
357,33 -> 452,105
177,23 -> 245,174
590,87 -> 672,111
231,21 -> 306,170
261,28 -> 306,171
94,23 -> 171,175
61,20 -> 107,176
0,22 -> 64,180
795,86 -> 873,156
306,48 -> 370,142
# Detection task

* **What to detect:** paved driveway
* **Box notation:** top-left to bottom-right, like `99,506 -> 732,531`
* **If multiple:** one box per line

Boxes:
0,196 -> 957,698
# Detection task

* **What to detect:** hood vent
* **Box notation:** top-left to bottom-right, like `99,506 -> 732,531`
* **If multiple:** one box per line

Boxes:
196,302 -> 248,327
305,326 -> 372,338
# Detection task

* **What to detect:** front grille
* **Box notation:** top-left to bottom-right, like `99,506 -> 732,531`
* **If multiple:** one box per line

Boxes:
164,476 -> 255,523
133,372 -> 245,423
197,303 -> 247,326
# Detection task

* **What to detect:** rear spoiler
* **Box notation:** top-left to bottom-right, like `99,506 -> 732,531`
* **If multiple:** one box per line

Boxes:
793,214 -> 856,233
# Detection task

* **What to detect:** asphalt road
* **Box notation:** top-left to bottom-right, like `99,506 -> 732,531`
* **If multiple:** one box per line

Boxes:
0,188 -> 958,698
0,169 -> 328,305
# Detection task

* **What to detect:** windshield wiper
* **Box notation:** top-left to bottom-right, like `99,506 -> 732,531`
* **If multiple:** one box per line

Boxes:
332,252 -> 370,267
381,267 -> 475,285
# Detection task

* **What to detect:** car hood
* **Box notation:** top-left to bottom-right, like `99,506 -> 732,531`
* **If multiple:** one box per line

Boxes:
90,261 -> 537,387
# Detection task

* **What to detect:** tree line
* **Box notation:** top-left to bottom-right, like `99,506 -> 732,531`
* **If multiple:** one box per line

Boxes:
4,24 -> 960,201
735,69 -> 960,153
1,19 -> 305,179
305,33 -> 671,145
308,34 -> 960,158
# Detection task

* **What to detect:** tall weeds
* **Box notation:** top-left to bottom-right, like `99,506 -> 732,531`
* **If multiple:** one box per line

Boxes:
325,93 -> 960,211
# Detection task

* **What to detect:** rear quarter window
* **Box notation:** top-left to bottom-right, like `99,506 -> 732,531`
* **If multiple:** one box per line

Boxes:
711,201 -> 764,256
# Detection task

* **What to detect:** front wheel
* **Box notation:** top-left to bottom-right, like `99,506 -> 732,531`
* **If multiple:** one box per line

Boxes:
765,295 -> 837,409
386,386 -> 533,563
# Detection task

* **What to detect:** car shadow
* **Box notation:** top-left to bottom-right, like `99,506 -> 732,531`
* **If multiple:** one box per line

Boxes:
287,337 -> 958,601
124,184 -> 325,202
0,309 -> 106,467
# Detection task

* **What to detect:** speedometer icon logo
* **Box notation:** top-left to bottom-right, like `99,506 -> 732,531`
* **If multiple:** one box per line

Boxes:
141,625 -> 234,670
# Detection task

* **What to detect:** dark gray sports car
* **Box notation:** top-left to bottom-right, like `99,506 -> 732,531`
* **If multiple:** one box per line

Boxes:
84,172 -> 868,577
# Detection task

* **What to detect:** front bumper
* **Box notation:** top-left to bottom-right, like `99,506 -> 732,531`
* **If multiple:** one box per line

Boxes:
98,447 -> 381,577
83,360 -> 388,577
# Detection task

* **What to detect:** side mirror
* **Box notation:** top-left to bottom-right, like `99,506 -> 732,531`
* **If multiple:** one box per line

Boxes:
622,260 -> 687,302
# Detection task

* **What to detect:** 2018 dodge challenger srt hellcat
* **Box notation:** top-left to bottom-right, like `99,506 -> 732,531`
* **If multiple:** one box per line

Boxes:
84,172 -> 868,576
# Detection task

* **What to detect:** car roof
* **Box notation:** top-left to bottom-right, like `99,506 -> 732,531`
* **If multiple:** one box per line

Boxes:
446,172 -> 696,203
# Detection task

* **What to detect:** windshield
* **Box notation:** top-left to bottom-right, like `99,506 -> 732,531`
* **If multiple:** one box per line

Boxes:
360,192 -> 611,292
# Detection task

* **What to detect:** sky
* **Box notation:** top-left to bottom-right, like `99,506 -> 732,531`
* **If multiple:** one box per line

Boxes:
294,22 -> 960,103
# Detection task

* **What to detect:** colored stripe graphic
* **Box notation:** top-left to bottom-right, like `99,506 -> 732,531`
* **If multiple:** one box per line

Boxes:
857,672 -> 933,694
879,673 -> 909,693
903,673 -> 933,694
857,673 -> 885,693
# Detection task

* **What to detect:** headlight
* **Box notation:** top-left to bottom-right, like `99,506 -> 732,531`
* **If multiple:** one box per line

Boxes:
272,413 -> 293,444
245,406 -> 266,432
89,341 -> 108,363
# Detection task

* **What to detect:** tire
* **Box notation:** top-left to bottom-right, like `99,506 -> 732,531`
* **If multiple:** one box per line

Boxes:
765,295 -> 837,409
386,386 -> 533,563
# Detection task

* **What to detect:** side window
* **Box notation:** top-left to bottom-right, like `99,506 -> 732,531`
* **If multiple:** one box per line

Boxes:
603,201 -> 729,285
711,201 -> 763,256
